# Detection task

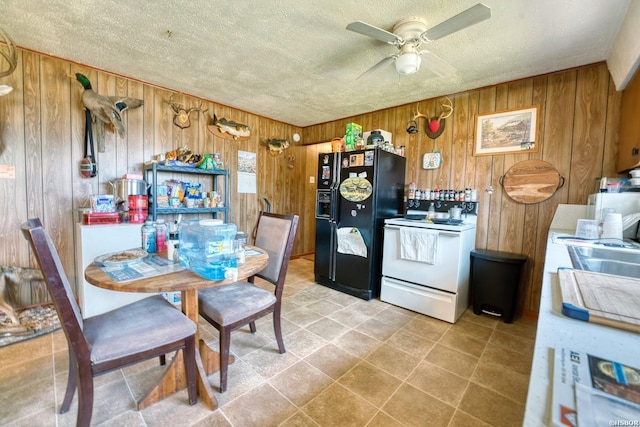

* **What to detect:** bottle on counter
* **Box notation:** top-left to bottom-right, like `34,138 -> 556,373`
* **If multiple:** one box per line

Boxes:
234,232 -> 246,265
155,219 -> 167,252
142,220 -> 157,253
167,220 -> 180,261
427,203 -> 435,222
408,182 -> 416,199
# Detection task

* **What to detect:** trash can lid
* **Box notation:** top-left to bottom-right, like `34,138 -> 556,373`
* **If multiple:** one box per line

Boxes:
471,249 -> 527,264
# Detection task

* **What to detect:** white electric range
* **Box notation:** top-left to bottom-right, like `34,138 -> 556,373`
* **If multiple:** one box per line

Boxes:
381,201 -> 477,323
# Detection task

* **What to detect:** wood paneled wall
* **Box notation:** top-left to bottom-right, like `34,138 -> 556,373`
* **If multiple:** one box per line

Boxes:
0,50 -> 304,291
302,62 -> 622,316
0,49 -> 622,316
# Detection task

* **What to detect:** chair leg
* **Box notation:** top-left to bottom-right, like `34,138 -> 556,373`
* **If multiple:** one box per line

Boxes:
182,336 -> 198,405
75,365 -> 94,427
249,321 -> 257,333
273,309 -> 286,354
219,327 -> 231,393
60,350 -> 77,413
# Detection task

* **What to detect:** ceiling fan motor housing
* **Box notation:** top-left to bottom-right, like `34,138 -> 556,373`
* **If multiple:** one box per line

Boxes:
392,17 -> 428,45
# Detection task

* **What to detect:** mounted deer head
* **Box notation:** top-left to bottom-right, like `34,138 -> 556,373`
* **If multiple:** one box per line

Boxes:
410,96 -> 454,139
0,28 -> 17,96
167,95 -> 208,129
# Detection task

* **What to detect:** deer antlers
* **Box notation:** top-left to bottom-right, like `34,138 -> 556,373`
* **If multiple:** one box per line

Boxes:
413,96 -> 453,122
410,97 -> 454,138
168,95 -> 208,129
0,29 -> 17,79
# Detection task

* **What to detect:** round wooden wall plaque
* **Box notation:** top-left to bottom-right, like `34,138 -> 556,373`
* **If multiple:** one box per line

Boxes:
501,160 -> 564,204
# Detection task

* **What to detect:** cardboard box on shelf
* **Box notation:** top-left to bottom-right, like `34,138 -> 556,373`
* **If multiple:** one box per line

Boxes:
345,122 -> 362,151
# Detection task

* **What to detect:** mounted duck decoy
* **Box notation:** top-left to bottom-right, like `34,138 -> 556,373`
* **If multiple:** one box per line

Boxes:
73,73 -> 143,138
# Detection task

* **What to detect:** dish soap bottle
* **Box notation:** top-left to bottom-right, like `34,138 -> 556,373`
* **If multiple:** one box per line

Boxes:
427,203 -> 435,222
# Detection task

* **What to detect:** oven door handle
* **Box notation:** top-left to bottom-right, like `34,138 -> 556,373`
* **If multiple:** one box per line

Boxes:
384,225 -> 460,237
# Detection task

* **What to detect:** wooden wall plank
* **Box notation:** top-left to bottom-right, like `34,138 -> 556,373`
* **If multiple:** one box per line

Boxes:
40,57 -> 74,281
126,80 -> 145,175
23,52 -> 44,230
0,49 -> 28,266
569,66 -> 609,203
520,76 -> 549,313
603,76 -> 622,177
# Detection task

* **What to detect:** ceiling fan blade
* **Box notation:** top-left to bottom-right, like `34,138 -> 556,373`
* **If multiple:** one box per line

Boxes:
420,51 -> 456,78
346,21 -> 403,45
422,3 -> 491,41
356,55 -> 397,80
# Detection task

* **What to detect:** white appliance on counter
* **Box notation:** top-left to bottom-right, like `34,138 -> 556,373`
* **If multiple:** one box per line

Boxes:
381,201 -> 477,323
75,223 -> 154,318
587,192 -> 640,239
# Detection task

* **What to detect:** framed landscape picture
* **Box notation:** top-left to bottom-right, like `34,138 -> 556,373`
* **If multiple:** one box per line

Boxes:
474,106 -> 539,156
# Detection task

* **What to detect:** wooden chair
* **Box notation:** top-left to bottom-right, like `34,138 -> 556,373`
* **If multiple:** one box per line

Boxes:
198,212 -> 299,392
20,218 -> 198,427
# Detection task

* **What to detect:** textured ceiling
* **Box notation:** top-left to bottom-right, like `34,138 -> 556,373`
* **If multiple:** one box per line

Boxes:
0,0 -> 632,127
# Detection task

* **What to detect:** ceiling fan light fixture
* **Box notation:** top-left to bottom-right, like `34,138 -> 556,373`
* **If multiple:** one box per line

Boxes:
395,53 -> 421,75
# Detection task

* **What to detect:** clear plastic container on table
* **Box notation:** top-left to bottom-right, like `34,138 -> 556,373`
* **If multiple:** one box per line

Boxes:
178,219 -> 237,280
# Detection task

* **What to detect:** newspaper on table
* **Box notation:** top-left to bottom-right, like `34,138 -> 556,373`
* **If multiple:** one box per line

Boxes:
552,347 -> 640,427
96,254 -> 185,283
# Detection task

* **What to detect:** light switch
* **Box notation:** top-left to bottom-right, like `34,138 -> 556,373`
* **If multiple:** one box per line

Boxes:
310,176 -> 315,183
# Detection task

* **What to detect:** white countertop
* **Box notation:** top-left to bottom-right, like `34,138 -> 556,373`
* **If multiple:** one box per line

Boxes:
523,226 -> 640,426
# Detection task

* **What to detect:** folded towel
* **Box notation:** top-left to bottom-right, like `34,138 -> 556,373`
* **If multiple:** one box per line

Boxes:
337,227 -> 367,258
400,228 -> 438,264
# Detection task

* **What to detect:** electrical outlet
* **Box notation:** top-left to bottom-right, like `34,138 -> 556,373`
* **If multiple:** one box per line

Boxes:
310,176 -> 315,184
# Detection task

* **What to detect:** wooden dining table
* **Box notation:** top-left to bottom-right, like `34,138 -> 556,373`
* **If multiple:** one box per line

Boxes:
84,246 -> 268,410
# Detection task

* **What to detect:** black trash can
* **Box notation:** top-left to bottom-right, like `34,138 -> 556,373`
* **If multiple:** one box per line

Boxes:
470,249 -> 527,323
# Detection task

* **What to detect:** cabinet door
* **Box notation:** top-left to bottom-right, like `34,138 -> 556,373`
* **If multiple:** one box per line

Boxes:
618,71 -> 640,172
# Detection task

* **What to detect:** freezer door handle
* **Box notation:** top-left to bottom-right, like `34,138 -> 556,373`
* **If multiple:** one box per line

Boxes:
329,221 -> 337,280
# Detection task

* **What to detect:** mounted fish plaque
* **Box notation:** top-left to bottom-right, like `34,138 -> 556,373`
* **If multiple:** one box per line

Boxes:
207,114 -> 251,141
266,138 -> 290,157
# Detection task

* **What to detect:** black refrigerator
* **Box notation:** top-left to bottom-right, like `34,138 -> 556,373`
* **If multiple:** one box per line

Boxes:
314,148 -> 406,300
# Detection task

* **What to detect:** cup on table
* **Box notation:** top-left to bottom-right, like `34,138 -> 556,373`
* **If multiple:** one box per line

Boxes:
601,212 -> 623,240
234,238 -> 246,264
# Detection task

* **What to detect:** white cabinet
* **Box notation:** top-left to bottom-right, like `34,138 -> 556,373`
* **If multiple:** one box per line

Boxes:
75,223 -> 152,318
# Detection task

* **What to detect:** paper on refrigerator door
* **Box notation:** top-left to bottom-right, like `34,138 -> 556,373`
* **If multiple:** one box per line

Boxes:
336,227 -> 367,258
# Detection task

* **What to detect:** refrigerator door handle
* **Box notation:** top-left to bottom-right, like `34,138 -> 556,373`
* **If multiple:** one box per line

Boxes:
329,221 -> 337,280
330,188 -> 340,221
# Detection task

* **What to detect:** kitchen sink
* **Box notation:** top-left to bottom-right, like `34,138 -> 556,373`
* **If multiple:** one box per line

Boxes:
567,245 -> 640,279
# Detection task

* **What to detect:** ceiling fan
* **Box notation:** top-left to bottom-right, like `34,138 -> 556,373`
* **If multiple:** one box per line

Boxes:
346,3 -> 491,80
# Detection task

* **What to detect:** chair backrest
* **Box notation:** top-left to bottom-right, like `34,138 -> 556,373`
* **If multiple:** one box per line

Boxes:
253,212 -> 299,293
20,218 -> 89,357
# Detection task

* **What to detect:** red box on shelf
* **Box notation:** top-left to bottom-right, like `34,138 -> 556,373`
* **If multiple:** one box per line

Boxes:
83,212 -> 122,225
129,209 -> 148,224
128,195 -> 148,210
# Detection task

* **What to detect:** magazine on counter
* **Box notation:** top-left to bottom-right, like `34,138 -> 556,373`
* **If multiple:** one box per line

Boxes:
552,347 -> 640,427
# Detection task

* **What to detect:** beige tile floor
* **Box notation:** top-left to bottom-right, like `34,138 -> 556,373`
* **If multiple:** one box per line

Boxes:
0,258 -> 537,426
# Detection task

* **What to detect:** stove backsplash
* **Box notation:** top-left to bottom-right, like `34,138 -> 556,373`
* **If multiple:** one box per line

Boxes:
406,199 -> 478,215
